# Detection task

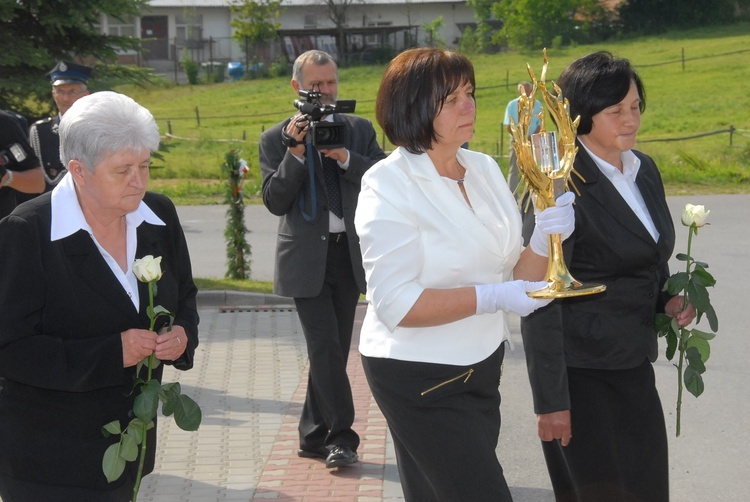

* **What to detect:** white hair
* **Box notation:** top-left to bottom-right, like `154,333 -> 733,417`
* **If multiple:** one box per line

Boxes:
59,91 -> 160,171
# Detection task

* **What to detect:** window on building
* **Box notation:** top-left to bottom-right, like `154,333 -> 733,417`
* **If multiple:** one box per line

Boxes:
106,15 -> 136,37
304,14 -> 317,29
176,13 -> 203,45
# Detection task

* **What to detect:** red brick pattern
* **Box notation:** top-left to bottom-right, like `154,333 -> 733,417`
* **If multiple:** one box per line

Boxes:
253,305 -> 390,501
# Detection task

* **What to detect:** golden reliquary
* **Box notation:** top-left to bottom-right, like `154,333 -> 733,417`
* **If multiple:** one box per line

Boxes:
509,50 -> 606,299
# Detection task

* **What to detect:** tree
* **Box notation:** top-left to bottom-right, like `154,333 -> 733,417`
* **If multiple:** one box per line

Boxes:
321,0 -> 361,61
492,0 -> 608,49
423,16 -> 446,47
466,0 -> 503,53
0,0 -> 155,120
618,0 -> 747,34
230,0 -> 285,66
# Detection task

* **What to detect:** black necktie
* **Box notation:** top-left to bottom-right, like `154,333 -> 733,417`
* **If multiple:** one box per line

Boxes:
322,155 -> 343,218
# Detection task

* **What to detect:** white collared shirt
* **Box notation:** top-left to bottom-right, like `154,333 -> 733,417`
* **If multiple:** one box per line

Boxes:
50,173 -> 166,311
579,142 -> 659,242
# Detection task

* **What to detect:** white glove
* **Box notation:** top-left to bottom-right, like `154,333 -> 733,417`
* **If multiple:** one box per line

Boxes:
475,281 -> 553,317
529,191 -> 576,257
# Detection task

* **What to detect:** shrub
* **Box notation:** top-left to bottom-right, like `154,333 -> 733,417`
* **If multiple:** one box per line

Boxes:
180,49 -> 200,85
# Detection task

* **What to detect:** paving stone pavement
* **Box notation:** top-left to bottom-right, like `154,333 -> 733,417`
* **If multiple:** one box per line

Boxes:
138,301 -> 411,502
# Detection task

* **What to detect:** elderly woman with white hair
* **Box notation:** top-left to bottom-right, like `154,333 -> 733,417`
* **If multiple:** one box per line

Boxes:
0,91 -> 199,501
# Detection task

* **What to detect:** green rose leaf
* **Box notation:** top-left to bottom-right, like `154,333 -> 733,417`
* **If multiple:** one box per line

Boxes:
173,395 -> 202,432
134,379 -> 162,422
102,442 -> 127,483
161,383 -> 202,431
664,272 -> 689,295
686,335 -> 711,363
686,282 -> 712,316
691,329 -> 716,341
674,253 -> 690,262
665,329 -> 677,361
654,313 -> 672,335
120,432 -> 139,462
684,365 -> 705,398
153,305 -> 172,318
692,265 -> 716,287
705,304 -> 719,332
125,417 -> 150,445
101,420 -> 121,437
685,346 -> 706,374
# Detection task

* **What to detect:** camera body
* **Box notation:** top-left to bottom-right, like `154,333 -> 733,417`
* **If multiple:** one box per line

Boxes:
293,89 -> 356,149
1,143 -> 27,179
1,143 -> 26,166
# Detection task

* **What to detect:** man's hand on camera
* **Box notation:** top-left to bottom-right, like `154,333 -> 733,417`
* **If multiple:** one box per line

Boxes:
319,148 -> 349,165
284,114 -> 308,157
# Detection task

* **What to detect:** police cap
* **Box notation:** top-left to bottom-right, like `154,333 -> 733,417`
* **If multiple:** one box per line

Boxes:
47,61 -> 93,86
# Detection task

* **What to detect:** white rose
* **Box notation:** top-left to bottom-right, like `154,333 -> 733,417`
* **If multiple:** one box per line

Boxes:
133,255 -> 163,283
681,204 -> 710,228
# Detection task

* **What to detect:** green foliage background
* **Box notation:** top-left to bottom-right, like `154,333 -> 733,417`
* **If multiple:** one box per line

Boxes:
118,23 -> 750,205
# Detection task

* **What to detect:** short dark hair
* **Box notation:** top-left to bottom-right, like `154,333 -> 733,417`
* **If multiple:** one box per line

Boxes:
376,48 -> 475,154
556,51 -> 646,135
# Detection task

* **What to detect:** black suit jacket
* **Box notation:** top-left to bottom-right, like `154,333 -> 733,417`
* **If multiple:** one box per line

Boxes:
0,191 -> 199,490
28,115 -> 66,190
259,114 -> 386,298
520,143 -> 675,414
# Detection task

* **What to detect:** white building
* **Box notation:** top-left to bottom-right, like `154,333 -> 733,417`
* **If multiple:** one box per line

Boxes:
101,0 -> 478,65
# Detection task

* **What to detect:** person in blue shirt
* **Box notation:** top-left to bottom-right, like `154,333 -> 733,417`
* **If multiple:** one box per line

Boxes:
502,81 -> 543,198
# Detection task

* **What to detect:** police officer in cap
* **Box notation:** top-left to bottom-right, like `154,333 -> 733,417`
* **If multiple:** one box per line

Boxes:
28,60 -> 92,193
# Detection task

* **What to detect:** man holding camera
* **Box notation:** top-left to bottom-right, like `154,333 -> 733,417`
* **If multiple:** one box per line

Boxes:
259,49 -> 385,469
1,110 -> 44,220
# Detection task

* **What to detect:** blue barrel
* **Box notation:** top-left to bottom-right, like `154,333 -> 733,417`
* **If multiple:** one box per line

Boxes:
227,61 -> 244,81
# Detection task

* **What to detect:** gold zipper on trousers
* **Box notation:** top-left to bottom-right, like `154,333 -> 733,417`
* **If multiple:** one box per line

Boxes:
420,368 -> 474,396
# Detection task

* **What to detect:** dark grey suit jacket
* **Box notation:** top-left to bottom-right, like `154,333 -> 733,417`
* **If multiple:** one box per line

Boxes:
520,143 -> 675,414
0,191 -> 199,489
259,114 -> 386,298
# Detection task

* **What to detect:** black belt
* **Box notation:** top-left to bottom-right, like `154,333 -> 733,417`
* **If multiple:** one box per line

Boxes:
329,232 -> 346,244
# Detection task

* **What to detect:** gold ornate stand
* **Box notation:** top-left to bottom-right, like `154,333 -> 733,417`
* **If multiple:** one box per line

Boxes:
511,50 -> 606,299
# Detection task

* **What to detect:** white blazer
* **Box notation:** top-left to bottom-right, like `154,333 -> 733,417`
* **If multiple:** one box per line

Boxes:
354,147 -> 523,365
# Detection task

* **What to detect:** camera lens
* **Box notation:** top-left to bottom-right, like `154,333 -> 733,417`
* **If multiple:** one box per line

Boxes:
312,123 -> 346,149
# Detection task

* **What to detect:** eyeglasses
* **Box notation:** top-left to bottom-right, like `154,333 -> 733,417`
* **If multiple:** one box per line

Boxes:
53,88 -> 87,97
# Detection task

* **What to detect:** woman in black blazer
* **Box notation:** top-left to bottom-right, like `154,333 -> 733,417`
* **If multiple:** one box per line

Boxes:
520,52 -> 695,502
0,91 -> 199,501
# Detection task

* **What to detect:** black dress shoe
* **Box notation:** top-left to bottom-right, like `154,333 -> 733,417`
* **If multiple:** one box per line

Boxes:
325,445 -> 358,468
298,446 -> 329,459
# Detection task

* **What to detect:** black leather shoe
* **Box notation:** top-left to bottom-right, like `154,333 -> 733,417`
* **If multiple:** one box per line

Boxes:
298,446 -> 329,459
325,445 -> 358,468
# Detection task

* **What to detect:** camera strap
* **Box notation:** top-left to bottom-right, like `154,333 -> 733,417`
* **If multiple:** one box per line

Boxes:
297,142 -> 318,222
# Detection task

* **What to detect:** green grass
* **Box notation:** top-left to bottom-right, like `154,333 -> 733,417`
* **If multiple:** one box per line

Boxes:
194,277 -> 274,293
118,22 -> 750,205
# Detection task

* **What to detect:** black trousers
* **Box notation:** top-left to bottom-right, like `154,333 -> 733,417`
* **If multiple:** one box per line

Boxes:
542,360 -> 669,502
362,344 -> 512,502
294,235 -> 360,451
0,471 -> 134,501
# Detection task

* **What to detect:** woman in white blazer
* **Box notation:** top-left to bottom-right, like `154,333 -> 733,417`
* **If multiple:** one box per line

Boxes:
354,48 -> 575,502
